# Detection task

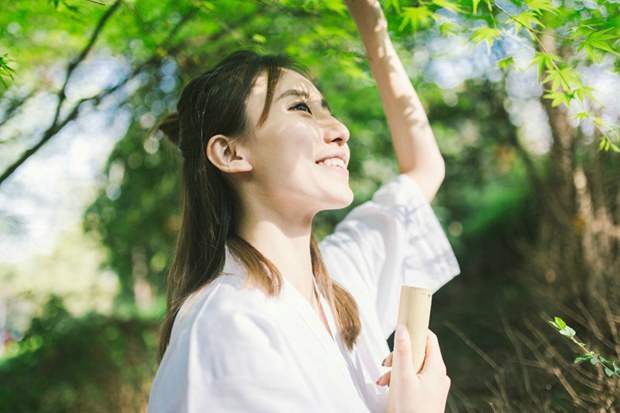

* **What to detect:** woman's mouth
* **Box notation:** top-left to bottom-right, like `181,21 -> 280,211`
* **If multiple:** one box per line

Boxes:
316,157 -> 347,169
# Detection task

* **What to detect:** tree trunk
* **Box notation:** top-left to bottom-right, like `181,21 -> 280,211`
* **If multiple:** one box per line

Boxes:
536,31 -> 586,302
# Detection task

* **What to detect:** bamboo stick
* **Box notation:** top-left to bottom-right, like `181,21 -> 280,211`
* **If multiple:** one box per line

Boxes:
385,286 -> 432,413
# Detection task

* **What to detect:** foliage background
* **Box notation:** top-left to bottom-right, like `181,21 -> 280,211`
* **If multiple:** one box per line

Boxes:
1,0 -> 618,411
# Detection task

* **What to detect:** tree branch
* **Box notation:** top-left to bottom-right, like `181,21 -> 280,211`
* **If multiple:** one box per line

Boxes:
53,0 -> 123,131
0,0 -> 123,185
0,3 -> 250,186
0,89 -> 35,131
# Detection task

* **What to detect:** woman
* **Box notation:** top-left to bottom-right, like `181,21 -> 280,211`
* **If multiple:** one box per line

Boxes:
148,0 -> 459,412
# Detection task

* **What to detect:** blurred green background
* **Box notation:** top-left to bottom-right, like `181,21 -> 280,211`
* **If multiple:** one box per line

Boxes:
1,0 -> 618,411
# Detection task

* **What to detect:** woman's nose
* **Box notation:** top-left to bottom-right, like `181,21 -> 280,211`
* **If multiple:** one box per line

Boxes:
323,117 -> 350,145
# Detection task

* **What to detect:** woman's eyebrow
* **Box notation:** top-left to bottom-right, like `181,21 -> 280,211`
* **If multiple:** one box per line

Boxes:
277,89 -> 331,111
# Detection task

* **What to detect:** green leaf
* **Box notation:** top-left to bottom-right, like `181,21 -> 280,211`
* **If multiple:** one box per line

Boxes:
598,137 -> 620,153
604,367 -> 614,376
590,357 -> 600,365
399,6 -> 435,32
590,41 -> 616,55
574,355 -> 590,364
529,52 -> 560,80
438,20 -> 462,36
577,28 -> 620,61
544,67 -> 582,92
472,0 -> 481,14
0,55 -> 15,76
545,91 -> 570,108
252,34 -> 267,43
588,28 -> 620,43
468,0 -> 492,14
559,68 -> 583,88
553,317 -> 567,330
559,326 -> 576,337
525,0 -> 557,14
543,69 -> 562,90
198,0 -> 215,10
324,0 -> 347,14
432,0 -> 463,13
513,10 -> 542,36
0,54 -> 15,88
497,57 -> 513,71
574,112 -> 590,121
49,0 -> 81,13
470,26 -> 501,52
573,86 -> 596,102
384,0 -> 401,13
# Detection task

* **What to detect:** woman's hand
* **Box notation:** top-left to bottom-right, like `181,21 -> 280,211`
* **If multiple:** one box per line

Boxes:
343,0 -> 388,39
376,327 -> 451,413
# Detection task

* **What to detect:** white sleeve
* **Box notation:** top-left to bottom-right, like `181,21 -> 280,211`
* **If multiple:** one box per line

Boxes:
148,295 -> 321,413
320,174 -> 460,338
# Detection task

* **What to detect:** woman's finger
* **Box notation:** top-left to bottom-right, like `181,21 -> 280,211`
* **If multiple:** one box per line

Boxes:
375,370 -> 391,387
419,331 -> 447,376
382,352 -> 393,367
393,324 -> 416,385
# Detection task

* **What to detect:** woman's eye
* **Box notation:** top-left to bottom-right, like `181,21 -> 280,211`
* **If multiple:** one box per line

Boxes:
291,102 -> 312,114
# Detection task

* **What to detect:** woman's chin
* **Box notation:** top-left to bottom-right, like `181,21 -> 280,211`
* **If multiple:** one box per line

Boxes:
322,189 -> 354,211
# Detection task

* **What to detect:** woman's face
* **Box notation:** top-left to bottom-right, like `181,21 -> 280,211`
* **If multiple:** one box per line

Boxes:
239,69 -> 353,215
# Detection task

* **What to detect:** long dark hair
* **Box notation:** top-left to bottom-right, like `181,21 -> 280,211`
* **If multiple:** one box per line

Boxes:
157,50 -> 360,360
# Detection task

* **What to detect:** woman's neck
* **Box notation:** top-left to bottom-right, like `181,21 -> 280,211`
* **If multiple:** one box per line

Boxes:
238,216 -> 315,302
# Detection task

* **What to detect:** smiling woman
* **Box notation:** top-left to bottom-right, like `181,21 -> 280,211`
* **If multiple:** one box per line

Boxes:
212,69 -> 354,215
147,1 -> 459,412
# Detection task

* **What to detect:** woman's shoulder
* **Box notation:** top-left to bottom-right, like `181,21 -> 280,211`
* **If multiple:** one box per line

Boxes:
155,274 -> 289,394
163,273 -> 283,371
177,249 -> 273,321
176,273 -> 274,330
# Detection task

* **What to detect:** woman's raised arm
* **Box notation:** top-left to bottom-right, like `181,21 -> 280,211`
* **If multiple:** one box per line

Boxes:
345,0 -> 445,201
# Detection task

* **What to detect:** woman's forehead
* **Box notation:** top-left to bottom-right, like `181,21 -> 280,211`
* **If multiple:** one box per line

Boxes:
253,69 -> 322,101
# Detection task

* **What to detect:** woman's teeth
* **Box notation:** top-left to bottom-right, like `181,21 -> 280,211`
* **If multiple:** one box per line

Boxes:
317,158 -> 346,168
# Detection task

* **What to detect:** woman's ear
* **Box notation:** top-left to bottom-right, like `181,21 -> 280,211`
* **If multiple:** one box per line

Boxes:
206,134 -> 253,173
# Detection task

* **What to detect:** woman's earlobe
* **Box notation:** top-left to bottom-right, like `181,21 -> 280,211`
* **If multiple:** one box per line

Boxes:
206,134 -> 253,173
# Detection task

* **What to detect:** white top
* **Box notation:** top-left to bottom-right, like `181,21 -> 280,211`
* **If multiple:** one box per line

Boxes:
148,175 -> 460,413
